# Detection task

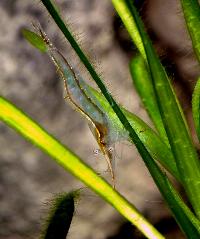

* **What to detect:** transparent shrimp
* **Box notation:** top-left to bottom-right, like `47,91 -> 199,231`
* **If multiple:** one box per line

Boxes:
35,25 -> 116,187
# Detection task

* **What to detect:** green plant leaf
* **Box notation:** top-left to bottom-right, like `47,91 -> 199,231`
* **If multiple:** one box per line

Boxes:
40,191 -> 78,239
1,96 -> 200,238
22,28 -> 48,52
192,77 -> 200,141
180,0 -> 200,63
111,0 -> 146,59
121,0 -> 200,219
130,55 -> 168,144
0,96 -> 164,239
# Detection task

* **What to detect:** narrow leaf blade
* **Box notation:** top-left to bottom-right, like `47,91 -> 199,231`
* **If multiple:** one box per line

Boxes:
181,0 -> 200,63
192,77 -> 200,141
130,55 -> 168,143
22,28 -> 48,52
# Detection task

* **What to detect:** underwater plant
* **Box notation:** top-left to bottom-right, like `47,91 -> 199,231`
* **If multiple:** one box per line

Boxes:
1,0 -> 200,238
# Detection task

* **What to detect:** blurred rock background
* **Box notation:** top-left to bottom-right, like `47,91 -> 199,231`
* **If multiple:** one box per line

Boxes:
0,0 -> 199,238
